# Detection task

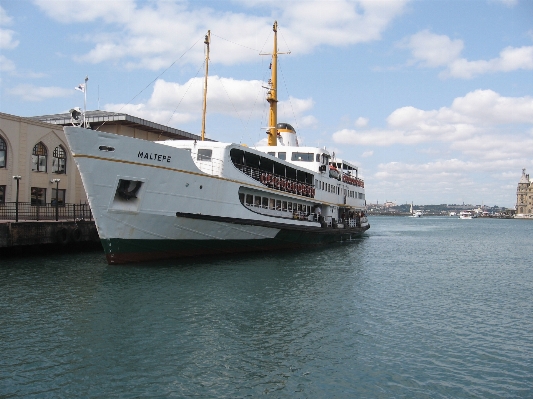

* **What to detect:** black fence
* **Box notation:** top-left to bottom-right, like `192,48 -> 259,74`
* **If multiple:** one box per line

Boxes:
0,202 -> 93,221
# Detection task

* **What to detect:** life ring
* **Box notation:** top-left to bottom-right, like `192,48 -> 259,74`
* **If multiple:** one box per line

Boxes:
71,227 -> 82,242
56,227 -> 69,245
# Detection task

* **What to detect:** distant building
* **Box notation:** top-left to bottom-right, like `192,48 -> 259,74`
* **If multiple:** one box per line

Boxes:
0,111 -> 203,206
516,168 -> 533,217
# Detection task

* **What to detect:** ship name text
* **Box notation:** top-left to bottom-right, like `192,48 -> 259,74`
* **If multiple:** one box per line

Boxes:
138,151 -> 171,163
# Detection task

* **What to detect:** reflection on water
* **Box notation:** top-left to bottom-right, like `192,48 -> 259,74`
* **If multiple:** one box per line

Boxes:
1,218 -> 532,398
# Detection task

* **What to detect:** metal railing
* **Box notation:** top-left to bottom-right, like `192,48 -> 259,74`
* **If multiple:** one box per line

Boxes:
0,202 -> 93,221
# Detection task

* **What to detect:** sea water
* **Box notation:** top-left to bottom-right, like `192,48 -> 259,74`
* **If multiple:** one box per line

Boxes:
1,216 -> 532,398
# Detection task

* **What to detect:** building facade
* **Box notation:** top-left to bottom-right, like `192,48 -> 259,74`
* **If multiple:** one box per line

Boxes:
0,111 -> 202,207
516,168 -> 532,217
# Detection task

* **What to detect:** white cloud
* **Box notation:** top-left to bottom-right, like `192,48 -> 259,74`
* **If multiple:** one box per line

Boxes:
104,76 -> 316,128
401,30 -> 463,67
34,0 -> 408,69
8,84 -> 73,101
362,150 -> 373,157
332,89 -> 533,183
355,117 -> 369,127
444,46 -> 533,78
0,54 -> 15,72
402,29 -> 533,78
0,6 -> 19,50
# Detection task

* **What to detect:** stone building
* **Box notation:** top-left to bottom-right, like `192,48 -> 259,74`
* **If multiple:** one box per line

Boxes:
0,111 -> 202,206
516,168 -> 532,217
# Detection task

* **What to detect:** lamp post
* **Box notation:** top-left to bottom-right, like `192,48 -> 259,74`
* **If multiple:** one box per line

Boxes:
51,179 -> 60,221
13,176 -> 21,222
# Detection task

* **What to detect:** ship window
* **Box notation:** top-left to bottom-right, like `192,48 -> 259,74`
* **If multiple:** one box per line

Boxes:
282,201 -> 287,211
197,149 -> 212,161
316,154 -> 320,162
262,197 -> 268,208
239,193 -> 245,204
0,185 -> 5,204
291,152 -> 313,162
276,200 -> 281,210
254,196 -> 261,206
278,152 -> 286,160
269,198 -> 275,210
246,194 -> 253,205
288,202 -> 293,212
268,152 -> 275,156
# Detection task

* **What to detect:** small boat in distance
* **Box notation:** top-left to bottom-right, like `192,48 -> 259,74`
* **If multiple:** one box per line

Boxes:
409,202 -> 423,217
459,210 -> 475,219
63,21 -> 370,264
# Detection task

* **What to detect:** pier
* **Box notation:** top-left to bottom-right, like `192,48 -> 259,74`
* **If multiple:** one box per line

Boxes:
0,202 -> 101,254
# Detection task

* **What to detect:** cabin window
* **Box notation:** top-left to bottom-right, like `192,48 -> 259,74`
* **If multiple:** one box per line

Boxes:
0,136 -> 6,168
288,202 -> 292,212
254,196 -> 261,206
31,187 -> 46,206
239,193 -> 245,204
197,149 -> 212,161
31,142 -> 47,172
282,201 -> 287,211
267,152 -> 275,156
278,152 -> 286,160
0,185 -> 5,203
246,194 -> 253,205
291,152 -> 314,162
276,200 -> 281,210
262,197 -> 268,209
269,198 -> 275,210
316,154 -> 320,162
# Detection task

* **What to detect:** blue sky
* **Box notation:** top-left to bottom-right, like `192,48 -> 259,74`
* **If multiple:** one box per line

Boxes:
1,0 -> 532,207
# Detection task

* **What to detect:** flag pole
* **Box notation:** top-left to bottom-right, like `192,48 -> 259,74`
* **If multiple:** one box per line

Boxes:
84,76 -> 88,128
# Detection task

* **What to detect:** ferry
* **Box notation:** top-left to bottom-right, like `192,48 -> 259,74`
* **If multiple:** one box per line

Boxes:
63,22 -> 370,264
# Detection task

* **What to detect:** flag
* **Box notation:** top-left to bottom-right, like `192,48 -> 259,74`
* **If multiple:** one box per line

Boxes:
75,83 -> 85,92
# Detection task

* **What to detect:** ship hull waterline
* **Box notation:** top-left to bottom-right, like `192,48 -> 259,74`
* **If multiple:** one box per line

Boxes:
103,222 -> 370,264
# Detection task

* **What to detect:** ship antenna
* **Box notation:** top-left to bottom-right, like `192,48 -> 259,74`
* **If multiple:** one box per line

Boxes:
201,30 -> 210,141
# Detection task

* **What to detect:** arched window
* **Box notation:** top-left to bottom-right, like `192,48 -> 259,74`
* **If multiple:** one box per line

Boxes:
32,142 -> 47,172
0,136 -> 6,168
52,145 -> 67,174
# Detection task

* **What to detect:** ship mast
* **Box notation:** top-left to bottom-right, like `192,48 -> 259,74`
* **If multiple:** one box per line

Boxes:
266,22 -> 278,147
201,30 -> 210,141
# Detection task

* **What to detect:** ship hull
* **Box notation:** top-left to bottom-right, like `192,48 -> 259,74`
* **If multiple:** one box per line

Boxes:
103,224 -> 369,264
64,126 -> 369,264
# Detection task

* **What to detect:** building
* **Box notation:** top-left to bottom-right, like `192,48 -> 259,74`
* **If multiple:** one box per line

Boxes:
0,110 -> 202,206
516,168 -> 533,217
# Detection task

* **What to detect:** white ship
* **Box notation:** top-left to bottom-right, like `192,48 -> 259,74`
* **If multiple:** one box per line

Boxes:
64,22 -> 370,264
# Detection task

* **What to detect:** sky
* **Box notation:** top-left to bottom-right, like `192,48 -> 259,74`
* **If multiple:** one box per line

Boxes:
1,0 -> 533,207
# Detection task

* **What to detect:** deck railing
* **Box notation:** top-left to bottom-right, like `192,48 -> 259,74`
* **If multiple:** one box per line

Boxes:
0,202 -> 93,221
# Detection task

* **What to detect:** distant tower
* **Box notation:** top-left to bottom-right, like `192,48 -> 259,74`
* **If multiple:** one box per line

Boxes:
516,168 -> 531,215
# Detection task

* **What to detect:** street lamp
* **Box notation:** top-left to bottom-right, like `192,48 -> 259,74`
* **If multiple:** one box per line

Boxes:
13,176 -> 21,222
51,178 -> 60,221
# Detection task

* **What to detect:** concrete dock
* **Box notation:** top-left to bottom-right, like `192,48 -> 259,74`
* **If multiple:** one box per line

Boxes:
0,220 -> 101,255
